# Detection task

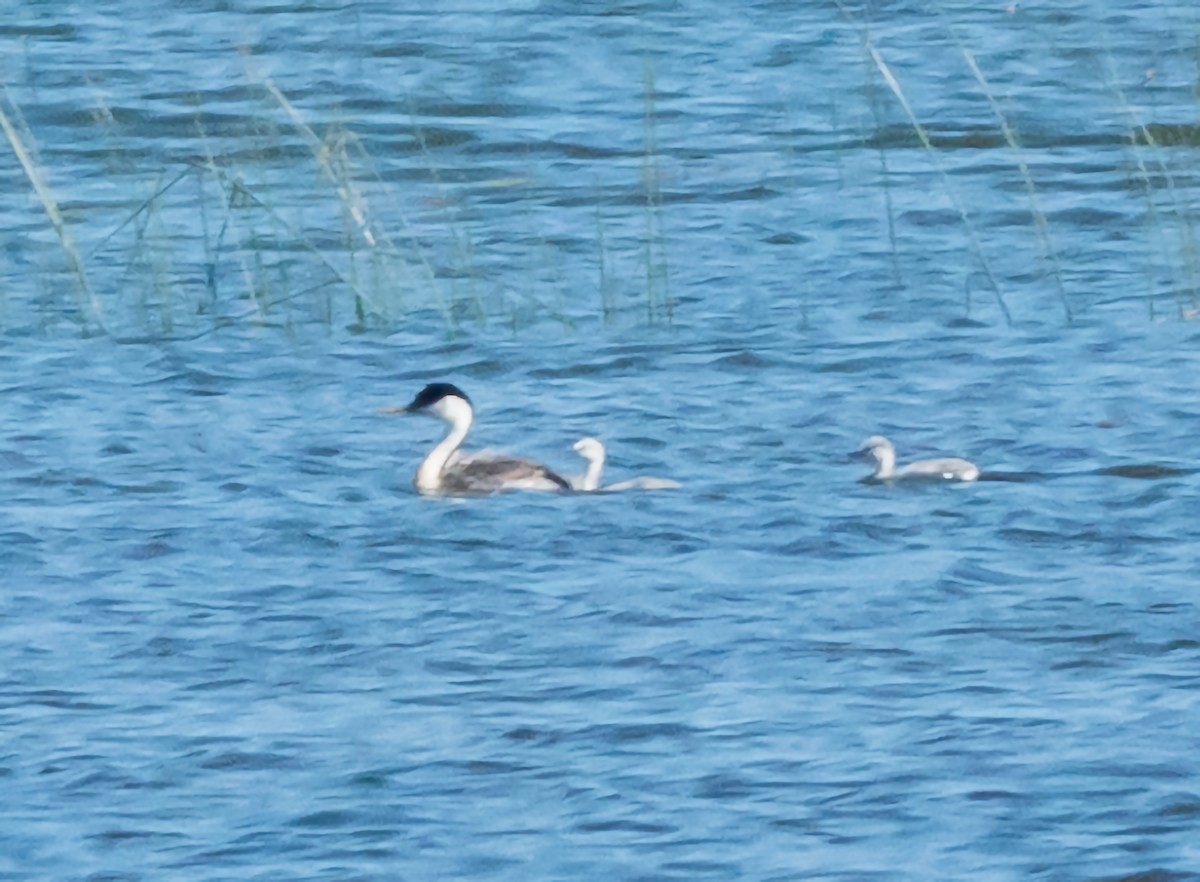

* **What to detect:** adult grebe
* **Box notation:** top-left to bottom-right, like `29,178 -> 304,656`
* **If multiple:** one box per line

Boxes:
382,383 -> 571,496
856,435 -> 980,482
571,437 -> 681,492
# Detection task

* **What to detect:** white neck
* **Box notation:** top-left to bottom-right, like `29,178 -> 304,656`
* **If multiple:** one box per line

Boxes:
580,449 -> 605,492
415,397 -> 473,492
873,446 -> 896,479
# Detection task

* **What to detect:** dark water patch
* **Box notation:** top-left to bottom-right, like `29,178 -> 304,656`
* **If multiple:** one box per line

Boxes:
114,480 -> 183,495
162,844 -> 266,869
1030,630 -> 1133,647
528,355 -> 656,377
0,22 -> 77,38
459,759 -> 537,776
0,447 -> 37,468
66,767 -> 162,792
12,470 -> 86,488
0,531 -> 41,546
939,559 -> 1022,587
829,518 -> 924,544
572,722 -> 701,746
503,727 -> 542,742
1147,639 -> 1200,655
378,125 -> 477,151
815,356 -> 901,374
1140,123 -> 1200,147
199,752 -> 302,771
764,231 -> 810,245
574,818 -> 677,834
290,809 -> 360,829
136,369 -> 231,396
1145,603 -> 1195,615
693,773 -> 760,800
1049,206 -> 1132,226
183,679 -> 252,692
900,208 -> 961,228
303,445 -> 341,458
4,690 -> 112,712
126,540 -> 179,561
933,683 -> 1012,697
864,123 -> 1200,153
1095,464 -> 1194,479
660,860 -> 741,874
965,789 -> 1032,802
1051,656 -> 1114,671
711,350 -> 774,369
609,610 -> 699,627
114,637 -> 189,659
86,828 -> 185,844
999,527 -> 1067,546
1155,799 -> 1200,819
366,41 -> 444,59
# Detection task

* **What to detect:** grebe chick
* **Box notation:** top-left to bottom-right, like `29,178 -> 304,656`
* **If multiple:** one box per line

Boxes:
571,437 -> 681,492
856,435 -> 980,482
382,383 -> 570,496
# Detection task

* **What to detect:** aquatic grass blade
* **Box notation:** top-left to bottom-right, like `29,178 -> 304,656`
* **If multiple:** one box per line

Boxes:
0,90 -> 105,331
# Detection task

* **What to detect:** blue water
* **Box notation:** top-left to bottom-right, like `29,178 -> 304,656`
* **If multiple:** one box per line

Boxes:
4,1 -> 1200,880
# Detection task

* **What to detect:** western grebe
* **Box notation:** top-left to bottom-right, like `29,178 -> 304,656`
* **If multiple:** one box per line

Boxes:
571,437 -> 681,492
382,383 -> 571,496
855,435 -> 980,482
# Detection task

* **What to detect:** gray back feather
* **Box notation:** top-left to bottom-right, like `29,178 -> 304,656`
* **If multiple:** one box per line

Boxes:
442,455 -> 571,494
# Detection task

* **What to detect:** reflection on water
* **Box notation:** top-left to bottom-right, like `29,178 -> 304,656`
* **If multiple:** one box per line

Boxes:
3,2 -> 1200,881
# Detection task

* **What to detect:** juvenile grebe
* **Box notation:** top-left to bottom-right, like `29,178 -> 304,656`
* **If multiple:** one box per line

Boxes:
571,437 -> 681,492
856,435 -> 980,482
382,383 -> 570,496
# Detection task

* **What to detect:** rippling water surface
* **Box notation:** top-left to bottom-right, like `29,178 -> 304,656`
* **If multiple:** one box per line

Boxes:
3,2 -> 1200,880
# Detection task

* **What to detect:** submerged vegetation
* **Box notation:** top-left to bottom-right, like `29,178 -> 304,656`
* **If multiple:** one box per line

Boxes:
0,69 -> 678,340
837,0 -> 1200,324
3,6 -> 1200,338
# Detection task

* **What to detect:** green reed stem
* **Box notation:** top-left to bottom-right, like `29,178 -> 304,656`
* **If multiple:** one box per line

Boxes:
959,47 -> 1072,322
339,129 -> 457,326
400,95 -> 482,327
206,164 -> 386,317
859,33 -> 902,290
1103,54 -> 1200,308
864,45 -> 1012,325
595,203 -> 614,323
0,90 -> 105,331
641,57 -> 672,323
258,76 -> 380,250
88,168 -> 191,261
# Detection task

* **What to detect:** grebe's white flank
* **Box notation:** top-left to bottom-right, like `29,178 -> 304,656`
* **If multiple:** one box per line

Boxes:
571,437 -> 681,492
383,383 -> 571,496
857,435 -> 980,482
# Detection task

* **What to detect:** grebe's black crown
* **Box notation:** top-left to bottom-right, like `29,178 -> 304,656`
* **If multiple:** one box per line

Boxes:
405,382 -> 470,411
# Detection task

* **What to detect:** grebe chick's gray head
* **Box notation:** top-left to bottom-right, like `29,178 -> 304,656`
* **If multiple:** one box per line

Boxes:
571,437 -> 607,491
570,436 -> 680,492
856,434 -> 979,482
572,437 -> 606,463
854,435 -> 896,477
860,435 -> 891,450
